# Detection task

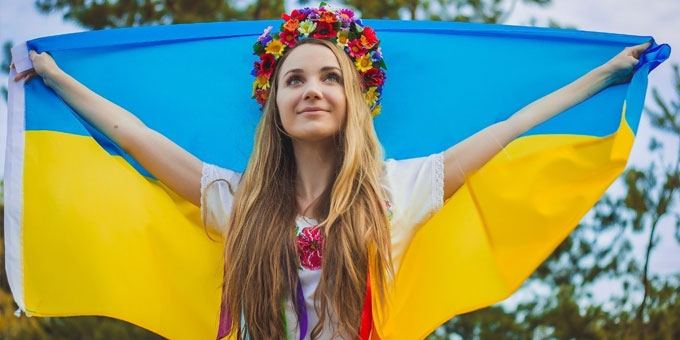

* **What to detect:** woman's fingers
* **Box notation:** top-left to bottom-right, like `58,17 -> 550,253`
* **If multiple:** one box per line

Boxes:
602,42 -> 652,86
629,42 -> 651,58
14,50 -> 52,82
14,69 -> 29,81
14,69 -> 37,82
11,51 -> 40,82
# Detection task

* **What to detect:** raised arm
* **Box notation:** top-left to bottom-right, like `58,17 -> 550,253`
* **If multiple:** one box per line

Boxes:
15,51 -> 204,207
442,42 -> 651,200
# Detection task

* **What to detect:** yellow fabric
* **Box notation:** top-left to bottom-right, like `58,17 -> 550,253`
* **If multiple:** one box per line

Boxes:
23,131 -> 224,339
372,102 -> 634,339
22,100 -> 632,339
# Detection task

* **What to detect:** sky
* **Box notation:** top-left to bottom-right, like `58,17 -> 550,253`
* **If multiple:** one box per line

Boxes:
1,0 -> 678,297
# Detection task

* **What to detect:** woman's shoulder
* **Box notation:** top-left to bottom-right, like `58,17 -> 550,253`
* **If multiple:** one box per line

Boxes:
380,152 -> 444,225
381,152 -> 445,270
199,162 -> 242,234
201,162 -> 242,187
381,152 -> 444,194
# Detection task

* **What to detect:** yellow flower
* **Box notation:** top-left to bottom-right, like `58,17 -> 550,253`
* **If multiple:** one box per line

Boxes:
255,75 -> 270,90
364,86 -> 378,106
265,39 -> 285,58
371,104 -> 382,117
355,54 -> 373,72
298,20 -> 317,37
336,30 -> 349,47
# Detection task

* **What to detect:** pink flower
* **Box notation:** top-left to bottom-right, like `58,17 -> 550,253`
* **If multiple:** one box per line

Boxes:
296,225 -> 325,270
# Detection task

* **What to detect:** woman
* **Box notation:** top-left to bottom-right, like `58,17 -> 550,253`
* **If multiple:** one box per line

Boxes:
14,4 -> 650,339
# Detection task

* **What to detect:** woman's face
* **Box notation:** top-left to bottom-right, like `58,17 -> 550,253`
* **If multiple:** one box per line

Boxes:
276,43 -> 347,143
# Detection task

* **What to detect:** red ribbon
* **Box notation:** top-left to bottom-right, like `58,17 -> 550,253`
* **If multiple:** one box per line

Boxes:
358,271 -> 375,340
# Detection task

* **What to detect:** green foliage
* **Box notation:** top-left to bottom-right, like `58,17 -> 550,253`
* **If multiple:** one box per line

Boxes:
34,0 -> 285,29
301,0 -> 552,22
34,0 -> 556,27
427,240 -> 680,339
1,41 -> 12,102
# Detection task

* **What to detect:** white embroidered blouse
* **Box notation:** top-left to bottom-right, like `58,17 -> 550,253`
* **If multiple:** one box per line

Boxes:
202,152 -> 444,339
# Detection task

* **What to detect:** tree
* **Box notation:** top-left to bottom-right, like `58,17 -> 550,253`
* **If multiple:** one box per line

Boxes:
2,41 -> 13,101
34,0 -> 285,28
301,0 -> 553,22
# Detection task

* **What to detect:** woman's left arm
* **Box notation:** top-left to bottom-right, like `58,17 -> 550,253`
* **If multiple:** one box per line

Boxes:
443,41 -> 651,200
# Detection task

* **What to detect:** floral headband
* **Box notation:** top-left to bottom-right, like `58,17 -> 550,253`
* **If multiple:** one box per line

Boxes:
251,2 -> 387,117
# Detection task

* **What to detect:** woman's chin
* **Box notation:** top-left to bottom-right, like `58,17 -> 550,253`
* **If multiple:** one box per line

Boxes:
290,127 -> 339,143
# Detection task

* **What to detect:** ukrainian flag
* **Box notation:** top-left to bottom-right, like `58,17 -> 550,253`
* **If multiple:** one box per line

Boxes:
5,20 -> 670,339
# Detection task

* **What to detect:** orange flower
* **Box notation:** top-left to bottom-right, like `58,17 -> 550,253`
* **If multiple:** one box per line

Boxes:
255,75 -> 269,90
283,19 -> 299,32
319,11 -> 337,24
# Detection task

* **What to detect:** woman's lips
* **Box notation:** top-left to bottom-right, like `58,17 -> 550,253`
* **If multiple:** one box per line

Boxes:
299,109 -> 327,114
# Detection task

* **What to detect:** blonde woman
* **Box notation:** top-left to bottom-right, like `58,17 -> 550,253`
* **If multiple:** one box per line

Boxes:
15,4 -> 649,339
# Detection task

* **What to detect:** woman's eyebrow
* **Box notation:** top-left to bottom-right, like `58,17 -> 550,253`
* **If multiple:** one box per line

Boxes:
284,66 -> 341,76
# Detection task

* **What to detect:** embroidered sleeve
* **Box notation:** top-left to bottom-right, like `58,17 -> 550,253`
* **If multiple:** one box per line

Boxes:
383,152 -> 445,268
200,162 -> 242,236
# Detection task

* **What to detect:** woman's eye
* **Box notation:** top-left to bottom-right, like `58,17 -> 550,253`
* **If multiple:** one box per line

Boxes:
285,73 -> 341,86
326,73 -> 342,83
286,76 -> 302,86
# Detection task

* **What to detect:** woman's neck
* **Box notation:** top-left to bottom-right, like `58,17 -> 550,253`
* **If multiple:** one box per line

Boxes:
292,138 -> 338,217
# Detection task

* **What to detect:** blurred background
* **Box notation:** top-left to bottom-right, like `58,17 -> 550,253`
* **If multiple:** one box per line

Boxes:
1,0 -> 678,338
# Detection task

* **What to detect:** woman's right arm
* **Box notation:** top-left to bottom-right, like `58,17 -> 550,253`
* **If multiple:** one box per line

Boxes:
16,51 -> 204,207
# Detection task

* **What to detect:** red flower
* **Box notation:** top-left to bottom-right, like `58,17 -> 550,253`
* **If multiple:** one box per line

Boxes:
312,22 -> 337,40
362,68 -> 385,87
254,88 -> 268,106
257,53 -> 276,77
348,39 -> 367,58
282,9 -> 306,22
280,30 -> 298,48
296,225 -> 325,270
360,27 -> 378,49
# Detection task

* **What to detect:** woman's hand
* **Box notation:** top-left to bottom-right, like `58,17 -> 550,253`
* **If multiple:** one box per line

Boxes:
13,50 -> 62,86
600,41 -> 651,86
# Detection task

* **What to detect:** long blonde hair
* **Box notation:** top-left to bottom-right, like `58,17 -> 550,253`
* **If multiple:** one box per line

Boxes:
221,38 -> 392,339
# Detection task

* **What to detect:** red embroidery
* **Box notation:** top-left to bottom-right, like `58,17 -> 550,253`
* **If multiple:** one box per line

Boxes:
296,225 -> 324,270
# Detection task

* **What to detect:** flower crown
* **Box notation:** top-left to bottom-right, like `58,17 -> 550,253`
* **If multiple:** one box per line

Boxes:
251,2 -> 387,117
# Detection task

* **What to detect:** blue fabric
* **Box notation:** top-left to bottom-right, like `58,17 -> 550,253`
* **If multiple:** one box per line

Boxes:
23,20 -> 670,176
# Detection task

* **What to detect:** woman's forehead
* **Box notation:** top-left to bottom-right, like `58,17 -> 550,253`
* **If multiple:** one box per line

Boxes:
280,44 -> 340,73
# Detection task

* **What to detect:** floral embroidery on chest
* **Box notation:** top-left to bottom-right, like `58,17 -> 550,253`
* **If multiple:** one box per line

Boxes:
295,200 -> 394,271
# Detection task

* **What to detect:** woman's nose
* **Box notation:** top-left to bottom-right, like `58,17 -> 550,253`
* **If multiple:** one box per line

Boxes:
302,79 -> 323,100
